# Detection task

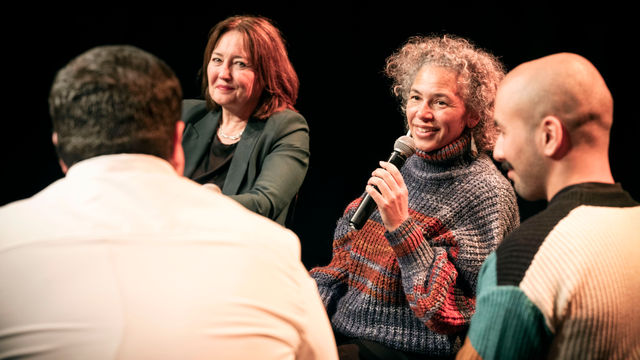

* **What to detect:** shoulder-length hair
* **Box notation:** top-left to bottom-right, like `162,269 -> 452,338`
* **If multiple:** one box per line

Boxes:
201,15 -> 299,119
385,35 -> 505,152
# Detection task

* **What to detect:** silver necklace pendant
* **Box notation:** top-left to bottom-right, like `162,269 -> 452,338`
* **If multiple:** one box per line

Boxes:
218,127 -> 243,141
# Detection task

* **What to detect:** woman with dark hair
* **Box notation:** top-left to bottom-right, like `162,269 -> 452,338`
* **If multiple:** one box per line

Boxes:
182,15 -> 308,226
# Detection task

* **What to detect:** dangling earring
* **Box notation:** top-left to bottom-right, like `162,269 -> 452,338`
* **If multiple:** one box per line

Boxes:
470,134 -> 478,158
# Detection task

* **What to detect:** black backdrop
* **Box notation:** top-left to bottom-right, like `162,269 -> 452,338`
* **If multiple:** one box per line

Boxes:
4,3 -> 637,269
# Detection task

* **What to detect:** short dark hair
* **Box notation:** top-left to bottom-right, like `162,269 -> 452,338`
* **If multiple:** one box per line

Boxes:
49,45 -> 182,167
201,15 -> 299,119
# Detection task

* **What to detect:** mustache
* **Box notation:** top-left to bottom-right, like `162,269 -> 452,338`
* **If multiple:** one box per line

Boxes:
500,161 -> 514,172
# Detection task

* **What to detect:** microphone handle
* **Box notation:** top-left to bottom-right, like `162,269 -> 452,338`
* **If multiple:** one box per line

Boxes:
348,151 -> 408,230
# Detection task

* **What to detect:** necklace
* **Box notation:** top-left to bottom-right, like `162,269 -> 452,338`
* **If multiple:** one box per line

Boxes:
217,126 -> 244,141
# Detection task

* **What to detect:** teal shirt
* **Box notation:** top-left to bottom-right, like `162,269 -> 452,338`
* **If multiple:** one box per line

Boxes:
467,252 -> 552,359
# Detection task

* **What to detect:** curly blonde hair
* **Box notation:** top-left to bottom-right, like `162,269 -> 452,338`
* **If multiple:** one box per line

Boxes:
385,35 -> 505,152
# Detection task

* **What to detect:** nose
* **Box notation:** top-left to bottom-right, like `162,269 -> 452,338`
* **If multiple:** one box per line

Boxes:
219,64 -> 232,80
493,134 -> 505,162
416,103 -> 434,121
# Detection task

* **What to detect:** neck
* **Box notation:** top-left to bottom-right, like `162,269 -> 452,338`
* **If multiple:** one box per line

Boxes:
221,108 -> 250,128
218,108 -> 250,144
545,150 -> 614,201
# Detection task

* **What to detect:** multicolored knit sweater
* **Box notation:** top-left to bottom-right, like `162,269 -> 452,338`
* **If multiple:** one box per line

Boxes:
310,133 -> 519,356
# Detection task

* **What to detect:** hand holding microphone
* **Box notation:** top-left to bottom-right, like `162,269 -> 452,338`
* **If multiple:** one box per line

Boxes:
349,134 -> 416,231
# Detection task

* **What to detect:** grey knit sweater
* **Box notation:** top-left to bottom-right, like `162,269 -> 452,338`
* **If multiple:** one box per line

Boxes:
311,132 -> 520,356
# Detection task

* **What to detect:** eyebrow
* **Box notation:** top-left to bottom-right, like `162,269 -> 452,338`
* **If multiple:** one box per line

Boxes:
211,51 -> 248,60
410,87 -> 453,95
410,90 -> 455,101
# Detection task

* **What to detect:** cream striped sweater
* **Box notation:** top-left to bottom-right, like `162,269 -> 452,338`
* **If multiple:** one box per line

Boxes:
467,183 -> 640,359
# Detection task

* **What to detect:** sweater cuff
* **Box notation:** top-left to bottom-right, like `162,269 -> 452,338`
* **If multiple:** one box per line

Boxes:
386,217 -> 434,265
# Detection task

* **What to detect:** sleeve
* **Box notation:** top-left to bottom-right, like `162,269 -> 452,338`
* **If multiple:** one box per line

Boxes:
230,112 -> 310,221
309,198 -> 361,318
296,275 -> 340,360
384,182 -> 519,335
460,253 -> 552,359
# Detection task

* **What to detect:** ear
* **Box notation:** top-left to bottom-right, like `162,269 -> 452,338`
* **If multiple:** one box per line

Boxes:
466,113 -> 480,128
170,121 -> 186,176
540,116 -> 570,159
51,132 -> 69,174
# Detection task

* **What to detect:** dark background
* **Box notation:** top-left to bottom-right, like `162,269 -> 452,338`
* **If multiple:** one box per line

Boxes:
4,3 -> 636,269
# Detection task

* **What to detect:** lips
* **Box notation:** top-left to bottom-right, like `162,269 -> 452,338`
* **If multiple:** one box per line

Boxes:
215,85 -> 235,91
412,126 -> 439,136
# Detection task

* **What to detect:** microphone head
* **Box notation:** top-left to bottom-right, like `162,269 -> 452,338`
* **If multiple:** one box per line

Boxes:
393,135 -> 416,158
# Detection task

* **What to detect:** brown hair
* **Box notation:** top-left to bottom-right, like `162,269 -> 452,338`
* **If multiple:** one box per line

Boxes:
201,15 -> 299,119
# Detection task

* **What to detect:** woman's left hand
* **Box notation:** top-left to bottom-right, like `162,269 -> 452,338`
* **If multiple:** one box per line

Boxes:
365,161 -> 409,232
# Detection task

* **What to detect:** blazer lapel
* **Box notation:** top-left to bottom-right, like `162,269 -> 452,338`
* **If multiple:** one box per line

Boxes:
222,118 -> 265,195
182,111 -> 220,177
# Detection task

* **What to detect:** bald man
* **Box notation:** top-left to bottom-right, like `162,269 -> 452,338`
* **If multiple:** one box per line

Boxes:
456,53 -> 640,359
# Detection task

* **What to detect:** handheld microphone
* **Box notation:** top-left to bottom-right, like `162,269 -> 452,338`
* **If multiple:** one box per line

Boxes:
349,134 -> 416,230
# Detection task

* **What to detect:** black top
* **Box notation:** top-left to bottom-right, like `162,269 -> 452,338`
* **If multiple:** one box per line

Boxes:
181,99 -> 310,226
191,132 -> 237,189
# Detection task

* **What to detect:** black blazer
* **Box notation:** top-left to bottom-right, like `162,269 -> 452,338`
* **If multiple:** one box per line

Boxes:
181,100 -> 310,226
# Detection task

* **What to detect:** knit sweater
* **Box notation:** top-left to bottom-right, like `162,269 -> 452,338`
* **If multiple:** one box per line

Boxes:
466,183 -> 640,359
311,133 -> 519,356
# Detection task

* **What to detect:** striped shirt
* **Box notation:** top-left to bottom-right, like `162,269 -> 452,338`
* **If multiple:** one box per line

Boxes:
467,182 -> 640,359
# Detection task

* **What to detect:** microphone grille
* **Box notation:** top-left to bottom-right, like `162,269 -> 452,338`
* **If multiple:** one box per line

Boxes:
394,135 -> 416,157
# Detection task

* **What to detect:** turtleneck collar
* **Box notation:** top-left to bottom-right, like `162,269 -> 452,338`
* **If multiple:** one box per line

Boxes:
415,129 -> 473,161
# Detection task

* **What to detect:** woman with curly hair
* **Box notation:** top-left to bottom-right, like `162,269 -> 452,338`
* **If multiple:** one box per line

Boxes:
310,35 -> 520,359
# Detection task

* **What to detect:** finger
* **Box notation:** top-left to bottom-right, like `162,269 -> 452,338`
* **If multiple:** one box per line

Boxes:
371,168 -> 398,191
365,184 -> 385,207
367,176 -> 392,199
379,161 -> 406,188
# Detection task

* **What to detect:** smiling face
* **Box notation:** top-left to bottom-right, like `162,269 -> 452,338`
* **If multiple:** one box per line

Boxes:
207,30 -> 263,117
405,65 -> 475,152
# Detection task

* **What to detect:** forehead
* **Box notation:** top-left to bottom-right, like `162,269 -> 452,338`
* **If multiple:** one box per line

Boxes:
411,65 -> 460,94
213,30 -> 249,55
494,79 -> 529,126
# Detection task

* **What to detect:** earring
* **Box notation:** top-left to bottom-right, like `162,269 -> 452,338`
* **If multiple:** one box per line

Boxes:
470,134 -> 478,158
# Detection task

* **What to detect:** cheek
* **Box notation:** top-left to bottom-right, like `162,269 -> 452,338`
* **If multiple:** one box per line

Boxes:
243,73 -> 259,95
207,65 -> 217,83
444,115 -> 466,135
405,105 -> 417,121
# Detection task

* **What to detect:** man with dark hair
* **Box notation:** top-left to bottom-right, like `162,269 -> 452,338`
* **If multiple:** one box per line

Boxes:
457,53 -> 640,359
0,45 -> 337,359
48,45 -> 184,171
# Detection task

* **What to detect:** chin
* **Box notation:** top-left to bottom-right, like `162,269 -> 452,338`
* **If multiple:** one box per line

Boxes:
415,141 -> 438,153
515,184 -> 545,202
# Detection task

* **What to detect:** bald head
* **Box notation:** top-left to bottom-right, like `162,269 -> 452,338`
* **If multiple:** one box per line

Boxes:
499,53 -> 613,145
493,53 -> 616,201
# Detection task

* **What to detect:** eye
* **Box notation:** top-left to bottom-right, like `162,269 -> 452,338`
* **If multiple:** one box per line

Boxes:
434,99 -> 449,107
409,94 -> 421,102
233,60 -> 248,68
210,56 -> 222,64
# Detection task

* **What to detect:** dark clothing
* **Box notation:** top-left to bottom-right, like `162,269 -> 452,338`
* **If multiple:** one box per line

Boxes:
191,134 -> 237,189
182,100 -> 310,225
